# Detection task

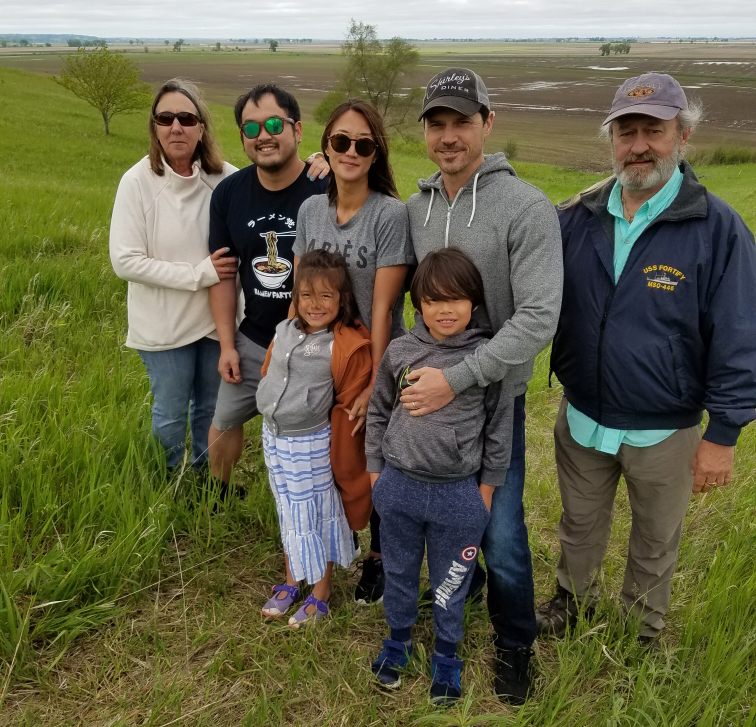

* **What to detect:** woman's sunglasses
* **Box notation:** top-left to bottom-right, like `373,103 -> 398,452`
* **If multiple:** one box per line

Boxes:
328,133 -> 377,157
154,111 -> 200,127
241,117 -> 295,139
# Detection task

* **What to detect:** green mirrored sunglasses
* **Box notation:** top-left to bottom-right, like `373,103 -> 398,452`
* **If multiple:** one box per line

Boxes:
240,116 -> 295,139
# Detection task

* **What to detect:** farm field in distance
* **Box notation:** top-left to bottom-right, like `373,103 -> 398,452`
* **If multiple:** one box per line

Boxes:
1,39 -> 755,168
0,42 -> 755,727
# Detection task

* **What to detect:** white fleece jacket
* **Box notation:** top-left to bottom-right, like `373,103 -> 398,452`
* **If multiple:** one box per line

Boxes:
110,156 -> 237,351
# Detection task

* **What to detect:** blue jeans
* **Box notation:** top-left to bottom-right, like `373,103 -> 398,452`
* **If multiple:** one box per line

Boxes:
481,393 -> 536,650
138,337 -> 221,469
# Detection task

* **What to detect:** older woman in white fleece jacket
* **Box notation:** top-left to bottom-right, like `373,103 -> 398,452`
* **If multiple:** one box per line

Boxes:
109,78 -> 238,474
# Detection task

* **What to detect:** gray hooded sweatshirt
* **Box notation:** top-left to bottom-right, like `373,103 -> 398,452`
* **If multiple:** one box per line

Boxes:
366,321 -> 512,486
406,152 -> 563,396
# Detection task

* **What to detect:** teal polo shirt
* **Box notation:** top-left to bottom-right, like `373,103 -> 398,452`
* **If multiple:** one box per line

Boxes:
566,168 -> 683,454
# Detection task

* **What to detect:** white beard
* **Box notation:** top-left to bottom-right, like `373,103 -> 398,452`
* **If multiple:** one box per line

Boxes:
613,143 -> 682,191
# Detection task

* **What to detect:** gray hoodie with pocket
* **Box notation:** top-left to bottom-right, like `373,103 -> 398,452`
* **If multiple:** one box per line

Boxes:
365,321 -> 512,486
406,152 -> 563,397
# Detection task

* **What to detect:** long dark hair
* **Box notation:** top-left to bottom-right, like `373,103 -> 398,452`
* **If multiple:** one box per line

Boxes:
293,249 -> 360,331
321,99 -> 400,205
148,78 -> 224,176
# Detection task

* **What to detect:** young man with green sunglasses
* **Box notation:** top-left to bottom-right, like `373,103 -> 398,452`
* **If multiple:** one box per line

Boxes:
206,84 -> 329,491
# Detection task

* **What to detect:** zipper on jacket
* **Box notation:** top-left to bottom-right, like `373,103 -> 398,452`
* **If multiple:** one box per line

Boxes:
444,190 -> 464,247
596,287 -> 616,422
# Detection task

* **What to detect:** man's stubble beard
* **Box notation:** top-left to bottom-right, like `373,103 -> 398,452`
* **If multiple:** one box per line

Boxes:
613,141 -> 683,191
248,139 -> 298,174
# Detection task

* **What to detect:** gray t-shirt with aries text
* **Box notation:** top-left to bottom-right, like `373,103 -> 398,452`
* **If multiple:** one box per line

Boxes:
294,191 -> 414,340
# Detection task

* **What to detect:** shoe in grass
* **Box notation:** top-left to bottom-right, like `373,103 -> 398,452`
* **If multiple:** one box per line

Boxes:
352,531 -> 361,560
494,646 -> 533,705
535,584 -> 594,638
371,638 -> 413,689
429,653 -> 463,706
354,556 -> 385,605
262,584 -> 299,617
288,594 -> 329,629
638,633 -> 661,652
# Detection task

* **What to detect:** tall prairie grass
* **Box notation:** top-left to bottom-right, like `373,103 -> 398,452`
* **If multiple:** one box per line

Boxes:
1,66 -> 755,724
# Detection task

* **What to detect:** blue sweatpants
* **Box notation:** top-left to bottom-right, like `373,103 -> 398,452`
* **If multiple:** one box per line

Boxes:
372,464 -> 491,646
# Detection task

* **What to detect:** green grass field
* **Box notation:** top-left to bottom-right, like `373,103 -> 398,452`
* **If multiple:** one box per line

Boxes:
1,66 -> 755,726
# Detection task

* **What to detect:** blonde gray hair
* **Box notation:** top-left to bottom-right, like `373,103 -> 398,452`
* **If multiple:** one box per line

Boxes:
148,78 -> 224,176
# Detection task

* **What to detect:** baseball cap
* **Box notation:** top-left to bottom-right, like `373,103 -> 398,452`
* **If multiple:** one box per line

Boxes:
418,68 -> 490,121
603,73 -> 688,125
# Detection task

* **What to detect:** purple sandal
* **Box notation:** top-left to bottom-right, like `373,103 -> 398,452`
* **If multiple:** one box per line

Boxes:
288,594 -> 330,629
262,584 -> 299,617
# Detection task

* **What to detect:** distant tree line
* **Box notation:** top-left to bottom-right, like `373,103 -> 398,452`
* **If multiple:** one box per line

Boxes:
67,39 -> 107,47
262,38 -> 313,43
600,42 -> 631,55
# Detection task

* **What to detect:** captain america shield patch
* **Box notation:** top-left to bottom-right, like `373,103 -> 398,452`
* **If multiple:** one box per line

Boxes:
461,546 -> 478,562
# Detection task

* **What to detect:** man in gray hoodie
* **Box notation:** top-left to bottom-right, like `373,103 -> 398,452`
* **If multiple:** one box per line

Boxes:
403,68 -> 563,703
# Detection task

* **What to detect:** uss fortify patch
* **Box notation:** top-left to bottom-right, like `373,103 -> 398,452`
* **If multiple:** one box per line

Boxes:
627,85 -> 660,97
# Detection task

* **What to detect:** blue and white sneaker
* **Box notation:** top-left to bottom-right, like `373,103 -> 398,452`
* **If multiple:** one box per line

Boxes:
371,638 -> 413,689
430,653 -> 463,706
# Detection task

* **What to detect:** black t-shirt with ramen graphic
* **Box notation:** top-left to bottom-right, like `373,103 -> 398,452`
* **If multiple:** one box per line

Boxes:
209,164 -> 328,349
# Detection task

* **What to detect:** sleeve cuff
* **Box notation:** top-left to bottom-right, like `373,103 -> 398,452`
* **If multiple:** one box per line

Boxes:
702,419 -> 741,446
197,254 -> 220,286
480,467 -> 508,487
376,255 -> 414,268
443,361 -> 477,395
366,456 -> 385,473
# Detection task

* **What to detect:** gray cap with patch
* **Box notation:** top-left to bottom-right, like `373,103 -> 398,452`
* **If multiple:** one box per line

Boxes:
603,72 -> 688,125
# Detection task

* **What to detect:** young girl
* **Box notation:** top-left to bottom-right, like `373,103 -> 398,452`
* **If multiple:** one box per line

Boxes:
256,249 -> 372,628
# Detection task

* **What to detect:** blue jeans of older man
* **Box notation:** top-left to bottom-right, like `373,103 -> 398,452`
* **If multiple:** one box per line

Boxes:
480,394 -> 537,650
138,337 -> 221,470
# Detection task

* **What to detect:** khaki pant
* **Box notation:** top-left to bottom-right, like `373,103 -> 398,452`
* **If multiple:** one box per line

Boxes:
554,397 -> 701,636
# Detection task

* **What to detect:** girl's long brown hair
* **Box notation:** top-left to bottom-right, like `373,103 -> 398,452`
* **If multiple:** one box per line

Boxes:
321,99 -> 400,205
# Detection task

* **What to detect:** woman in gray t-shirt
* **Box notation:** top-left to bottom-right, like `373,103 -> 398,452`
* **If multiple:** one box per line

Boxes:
293,99 -> 413,603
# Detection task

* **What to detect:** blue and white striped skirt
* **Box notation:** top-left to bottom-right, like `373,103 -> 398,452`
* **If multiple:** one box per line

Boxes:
262,423 -> 355,584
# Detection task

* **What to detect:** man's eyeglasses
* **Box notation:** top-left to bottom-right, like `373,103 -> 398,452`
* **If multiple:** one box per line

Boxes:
328,133 -> 377,157
241,117 -> 295,139
154,111 -> 200,127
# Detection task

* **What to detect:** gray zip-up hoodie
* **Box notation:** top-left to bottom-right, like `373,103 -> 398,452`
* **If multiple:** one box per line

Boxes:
366,321 -> 512,485
406,152 -> 563,396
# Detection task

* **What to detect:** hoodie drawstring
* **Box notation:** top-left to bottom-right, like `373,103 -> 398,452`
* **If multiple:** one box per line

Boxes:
467,172 -> 480,227
423,187 -> 435,227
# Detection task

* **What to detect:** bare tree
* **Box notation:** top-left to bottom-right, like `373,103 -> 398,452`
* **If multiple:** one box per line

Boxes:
316,20 -> 421,134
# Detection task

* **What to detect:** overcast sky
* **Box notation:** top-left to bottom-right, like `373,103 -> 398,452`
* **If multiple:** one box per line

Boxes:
2,0 -> 755,39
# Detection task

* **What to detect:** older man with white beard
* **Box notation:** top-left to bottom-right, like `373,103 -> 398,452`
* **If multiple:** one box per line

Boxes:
537,73 -> 756,646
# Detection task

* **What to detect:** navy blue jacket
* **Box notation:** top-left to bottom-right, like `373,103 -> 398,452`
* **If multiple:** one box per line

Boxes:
551,162 -> 756,446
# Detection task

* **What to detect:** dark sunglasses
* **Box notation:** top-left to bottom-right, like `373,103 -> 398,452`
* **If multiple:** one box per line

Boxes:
328,133 -> 377,157
153,111 -> 200,127
241,116 -> 295,139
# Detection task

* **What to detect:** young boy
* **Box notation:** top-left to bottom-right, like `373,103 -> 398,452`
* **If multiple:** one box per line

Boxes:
365,248 -> 513,705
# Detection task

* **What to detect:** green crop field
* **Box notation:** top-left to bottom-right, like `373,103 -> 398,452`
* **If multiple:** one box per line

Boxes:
1,65 -> 755,726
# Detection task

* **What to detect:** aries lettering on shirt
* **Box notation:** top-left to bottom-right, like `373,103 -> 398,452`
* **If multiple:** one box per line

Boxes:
305,238 -> 369,269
